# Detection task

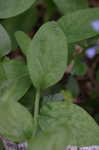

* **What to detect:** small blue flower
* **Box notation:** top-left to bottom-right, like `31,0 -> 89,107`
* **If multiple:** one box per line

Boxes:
85,47 -> 96,58
91,20 -> 99,31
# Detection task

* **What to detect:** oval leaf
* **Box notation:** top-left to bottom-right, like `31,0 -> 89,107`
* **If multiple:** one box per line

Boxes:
1,6 -> 37,49
58,8 -> 99,43
0,0 -> 36,18
39,102 -> 99,136
0,101 -> 33,142
0,59 -> 31,102
28,102 -> 99,150
15,31 -> 31,55
27,21 -> 68,90
53,0 -> 88,14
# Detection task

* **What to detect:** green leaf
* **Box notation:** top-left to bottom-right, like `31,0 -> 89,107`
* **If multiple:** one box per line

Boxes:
29,125 -> 77,150
1,6 -> 37,49
0,101 -> 33,142
0,0 -> 36,18
0,24 -> 11,58
3,59 -> 28,79
58,8 -> 99,43
0,59 -> 31,102
40,102 -> 99,144
28,102 -> 99,150
67,76 -> 80,98
27,21 -> 68,90
72,57 -> 87,76
53,0 -> 88,15
40,101 -> 89,131
15,31 -> 31,55
44,0 -> 58,21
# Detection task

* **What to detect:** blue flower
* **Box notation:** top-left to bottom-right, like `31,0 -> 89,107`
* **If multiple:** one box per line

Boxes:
85,47 -> 96,58
91,20 -> 99,31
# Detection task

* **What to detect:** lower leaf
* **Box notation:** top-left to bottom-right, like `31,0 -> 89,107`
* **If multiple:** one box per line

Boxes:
29,101 -> 99,150
0,101 -> 34,142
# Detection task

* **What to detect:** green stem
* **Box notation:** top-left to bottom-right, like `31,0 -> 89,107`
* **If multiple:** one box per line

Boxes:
34,89 -> 40,135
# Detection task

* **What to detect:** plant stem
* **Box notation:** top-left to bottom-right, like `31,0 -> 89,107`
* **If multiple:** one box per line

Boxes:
34,89 -> 40,135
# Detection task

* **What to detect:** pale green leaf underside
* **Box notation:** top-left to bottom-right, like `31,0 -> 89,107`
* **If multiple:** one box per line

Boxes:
0,24 -> 11,58
0,101 -> 33,142
29,102 -> 99,150
58,8 -> 99,43
53,0 -> 88,14
0,0 -> 36,18
27,21 -> 68,90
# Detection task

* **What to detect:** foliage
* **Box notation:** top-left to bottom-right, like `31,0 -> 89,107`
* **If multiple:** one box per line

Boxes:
0,0 -> 99,150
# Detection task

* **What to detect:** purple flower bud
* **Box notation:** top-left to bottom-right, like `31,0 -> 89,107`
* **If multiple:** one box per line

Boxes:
85,47 -> 96,58
91,20 -> 99,31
